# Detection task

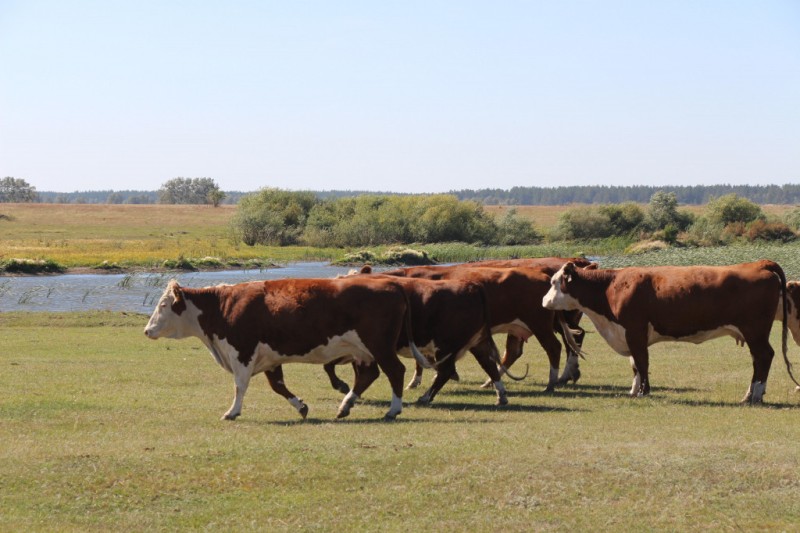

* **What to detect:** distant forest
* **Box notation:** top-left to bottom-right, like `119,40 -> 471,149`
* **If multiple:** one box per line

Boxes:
35,184 -> 800,206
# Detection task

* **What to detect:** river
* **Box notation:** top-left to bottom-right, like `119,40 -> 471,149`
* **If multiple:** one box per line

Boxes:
0,262 -> 361,313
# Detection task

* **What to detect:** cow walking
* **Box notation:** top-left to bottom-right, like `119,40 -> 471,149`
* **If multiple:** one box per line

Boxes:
144,277 -> 431,421
542,260 -> 799,403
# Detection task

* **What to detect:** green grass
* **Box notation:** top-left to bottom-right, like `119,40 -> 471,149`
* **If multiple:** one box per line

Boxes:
3,311 -> 800,530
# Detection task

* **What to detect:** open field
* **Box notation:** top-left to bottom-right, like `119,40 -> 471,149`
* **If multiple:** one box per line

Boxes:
2,203 -> 800,271
3,311 -> 800,530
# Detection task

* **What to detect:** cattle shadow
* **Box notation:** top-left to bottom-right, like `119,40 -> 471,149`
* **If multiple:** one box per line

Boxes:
663,397 -> 800,410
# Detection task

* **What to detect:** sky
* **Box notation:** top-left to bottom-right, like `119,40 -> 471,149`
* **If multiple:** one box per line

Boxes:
1,1 -> 799,194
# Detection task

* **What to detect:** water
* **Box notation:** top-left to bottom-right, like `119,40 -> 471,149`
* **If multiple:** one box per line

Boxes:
0,262 -> 360,313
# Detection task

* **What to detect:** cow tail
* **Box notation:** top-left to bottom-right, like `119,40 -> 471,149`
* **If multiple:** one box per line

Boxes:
400,286 -> 434,370
767,261 -> 800,388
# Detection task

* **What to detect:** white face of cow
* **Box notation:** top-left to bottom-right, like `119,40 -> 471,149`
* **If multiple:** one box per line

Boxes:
144,281 -> 190,340
542,264 -> 581,311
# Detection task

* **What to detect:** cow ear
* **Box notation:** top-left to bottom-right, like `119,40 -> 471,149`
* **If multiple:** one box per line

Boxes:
585,262 -> 599,270
360,265 -> 373,274
563,262 -> 576,283
170,280 -> 183,302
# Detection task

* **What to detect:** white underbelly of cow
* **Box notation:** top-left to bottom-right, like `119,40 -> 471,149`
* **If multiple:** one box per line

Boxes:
647,323 -> 744,345
491,319 -> 533,341
209,331 -> 372,374
584,309 -> 746,356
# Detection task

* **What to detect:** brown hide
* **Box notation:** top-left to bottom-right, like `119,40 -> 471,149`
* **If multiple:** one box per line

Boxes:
178,277 -> 411,367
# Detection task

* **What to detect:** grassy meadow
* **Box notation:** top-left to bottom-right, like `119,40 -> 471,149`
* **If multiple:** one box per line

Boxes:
3,311 -> 800,531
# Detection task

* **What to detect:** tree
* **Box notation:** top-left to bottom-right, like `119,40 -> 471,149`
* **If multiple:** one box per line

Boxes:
0,177 -> 38,202
106,192 -> 124,204
207,189 -> 226,207
645,191 -> 693,231
158,177 -> 223,205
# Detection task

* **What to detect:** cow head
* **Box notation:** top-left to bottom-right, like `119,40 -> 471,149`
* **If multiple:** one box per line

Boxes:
542,262 -> 582,311
144,280 -> 190,339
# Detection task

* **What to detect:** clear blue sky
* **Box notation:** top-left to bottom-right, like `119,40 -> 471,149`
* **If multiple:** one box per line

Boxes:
1,1 -> 798,193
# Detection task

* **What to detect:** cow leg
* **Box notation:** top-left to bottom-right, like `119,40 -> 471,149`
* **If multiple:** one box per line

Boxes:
336,362 -> 380,419
223,363 -> 253,420
323,361 -> 351,395
418,352 -> 457,406
470,339 -> 508,405
481,334 -> 521,389
741,338 -> 774,404
265,366 -> 308,419
374,354 -> 407,421
557,327 -> 584,385
627,350 -> 650,397
531,327 -> 562,393
406,363 -> 423,390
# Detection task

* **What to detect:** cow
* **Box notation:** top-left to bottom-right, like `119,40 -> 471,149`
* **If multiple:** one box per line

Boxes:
143,277 -> 434,421
357,257 -> 590,390
542,260 -> 800,403
362,265 -> 578,393
464,257 -> 592,385
271,275 -> 508,409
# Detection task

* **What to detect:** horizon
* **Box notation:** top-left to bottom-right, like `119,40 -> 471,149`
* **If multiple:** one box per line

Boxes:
2,1 -> 799,193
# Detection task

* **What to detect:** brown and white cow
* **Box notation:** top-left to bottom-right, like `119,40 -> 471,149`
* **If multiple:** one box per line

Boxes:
143,277 -> 432,421
359,257 -> 590,388
542,260 -> 799,403
279,275 -> 507,409
464,257 -> 592,384
367,265 -> 576,392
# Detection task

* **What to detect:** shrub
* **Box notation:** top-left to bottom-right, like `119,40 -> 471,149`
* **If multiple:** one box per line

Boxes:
495,208 -> 542,245
232,189 -> 319,246
706,194 -> 764,226
746,220 -> 797,242
555,207 -> 613,239
162,256 -> 196,270
600,202 -> 645,235
3,258 -> 65,274
683,217 -> 728,246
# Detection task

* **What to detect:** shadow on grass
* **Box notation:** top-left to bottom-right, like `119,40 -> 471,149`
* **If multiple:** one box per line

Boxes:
664,397 -> 800,410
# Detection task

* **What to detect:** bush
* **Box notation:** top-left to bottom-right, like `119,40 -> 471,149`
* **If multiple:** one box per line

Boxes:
232,189 -> 319,246
2,258 -> 65,274
555,207 -> 613,239
683,217 -> 728,246
746,220 -> 797,242
162,256 -> 196,270
783,207 -> 800,230
706,194 -> 764,226
495,208 -> 542,245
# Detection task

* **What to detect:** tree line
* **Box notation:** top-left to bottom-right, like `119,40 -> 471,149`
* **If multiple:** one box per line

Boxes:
451,184 -> 800,205
5,176 -> 800,206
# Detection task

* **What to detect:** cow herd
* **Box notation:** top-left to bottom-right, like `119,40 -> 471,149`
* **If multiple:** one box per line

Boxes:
143,257 -> 800,421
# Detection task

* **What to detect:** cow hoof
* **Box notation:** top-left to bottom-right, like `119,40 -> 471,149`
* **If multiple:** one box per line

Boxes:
334,381 -> 350,395
336,407 -> 351,419
451,372 -> 460,382
222,413 -> 239,421
383,413 -> 398,422
496,395 -> 508,406
416,395 -> 432,406
299,404 -> 309,419
479,378 -> 494,389
796,386 -> 800,392
543,385 -> 555,394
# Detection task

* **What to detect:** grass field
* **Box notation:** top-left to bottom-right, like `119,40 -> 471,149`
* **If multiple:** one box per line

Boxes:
3,311 -> 800,531
2,203 -> 798,270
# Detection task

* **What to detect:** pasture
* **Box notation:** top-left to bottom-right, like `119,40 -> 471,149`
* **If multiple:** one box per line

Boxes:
3,311 -> 800,530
